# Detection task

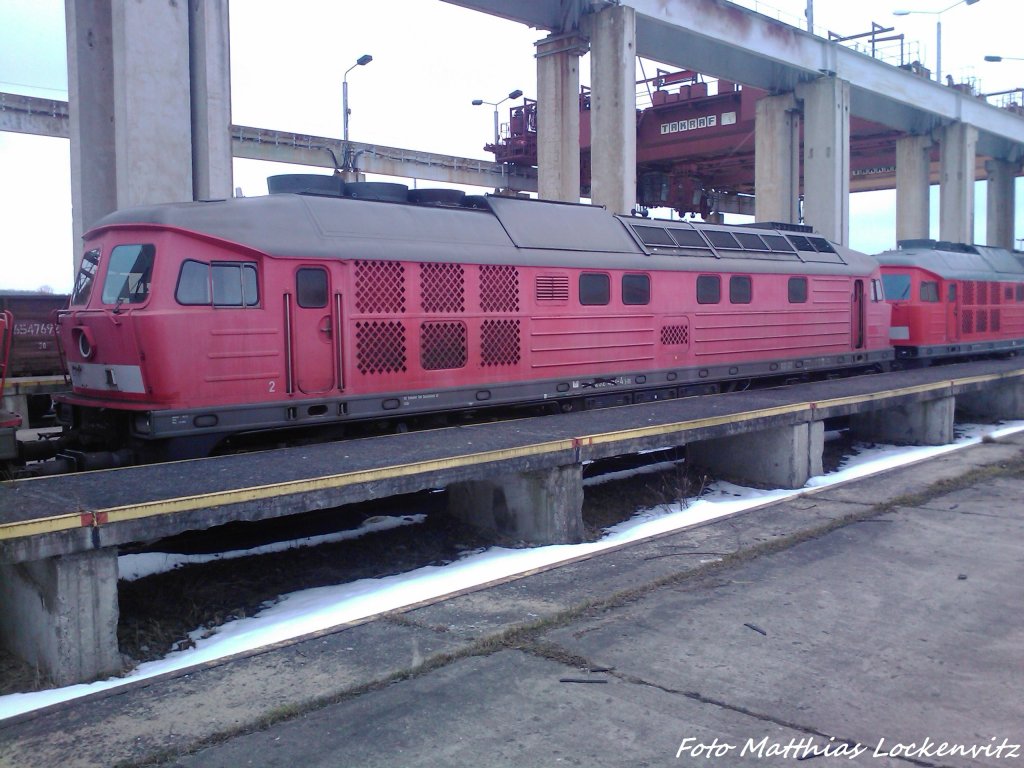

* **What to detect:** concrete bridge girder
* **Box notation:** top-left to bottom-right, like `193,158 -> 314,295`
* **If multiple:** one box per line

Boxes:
447,0 -> 1021,244
7,0 -> 1023,273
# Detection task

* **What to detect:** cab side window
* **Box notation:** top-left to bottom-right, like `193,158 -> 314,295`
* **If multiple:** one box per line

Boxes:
696,275 -> 720,304
579,273 -> 610,306
622,274 -> 650,305
176,260 -> 259,307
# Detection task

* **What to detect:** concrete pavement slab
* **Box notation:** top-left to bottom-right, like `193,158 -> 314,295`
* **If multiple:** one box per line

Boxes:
169,649 -> 907,768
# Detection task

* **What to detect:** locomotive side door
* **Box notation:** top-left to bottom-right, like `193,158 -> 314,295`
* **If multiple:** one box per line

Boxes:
291,266 -> 335,394
852,279 -> 866,349
946,282 -> 960,343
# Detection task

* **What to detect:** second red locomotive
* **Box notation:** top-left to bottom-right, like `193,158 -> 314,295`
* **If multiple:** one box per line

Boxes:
875,239 -> 1024,363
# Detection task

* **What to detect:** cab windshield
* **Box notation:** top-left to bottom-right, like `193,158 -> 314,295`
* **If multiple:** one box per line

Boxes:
71,249 -> 100,306
101,244 -> 156,305
881,273 -> 911,301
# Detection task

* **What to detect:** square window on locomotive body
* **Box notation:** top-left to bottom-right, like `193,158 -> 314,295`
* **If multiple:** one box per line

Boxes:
920,281 -> 940,302
176,260 -> 259,307
176,260 -> 211,305
730,275 -> 752,304
213,264 -> 259,307
696,274 -> 720,304
622,273 -> 650,305
296,267 -> 328,308
101,244 -> 155,305
788,276 -> 808,303
580,272 -> 610,305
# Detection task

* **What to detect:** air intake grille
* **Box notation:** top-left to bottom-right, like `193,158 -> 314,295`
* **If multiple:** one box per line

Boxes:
480,265 -> 520,313
660,324 -> 689,346
421,322 -> 467,370
356,321 -> 406,374
481,319 -> 521,367
355,261 -> 405,314
420,263 -> 465,313
536,275 -> 569,302
962,309 -> 974,335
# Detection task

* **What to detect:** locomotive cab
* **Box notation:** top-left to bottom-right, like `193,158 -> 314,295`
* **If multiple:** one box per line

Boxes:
876,240 -> 1024,362
54,215 -> 273,466
56,240 -> 159,457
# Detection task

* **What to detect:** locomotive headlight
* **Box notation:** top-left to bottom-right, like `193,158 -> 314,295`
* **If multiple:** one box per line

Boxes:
74,328 -> 96,359
133,412 -> 152,434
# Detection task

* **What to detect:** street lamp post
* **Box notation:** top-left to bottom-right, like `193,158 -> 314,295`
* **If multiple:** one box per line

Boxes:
472,89 -> 524,146
985,55 -> 1024,62
342,54 -> 372,171
893,0 -> 980,83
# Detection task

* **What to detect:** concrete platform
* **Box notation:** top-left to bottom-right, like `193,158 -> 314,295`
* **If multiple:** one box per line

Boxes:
2,433 -> 1023,767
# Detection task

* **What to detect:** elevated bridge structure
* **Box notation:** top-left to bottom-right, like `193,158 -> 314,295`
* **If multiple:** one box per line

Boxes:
2,0 -> 1021,260
0,93 -> 539,196
447,0 -> 1023,247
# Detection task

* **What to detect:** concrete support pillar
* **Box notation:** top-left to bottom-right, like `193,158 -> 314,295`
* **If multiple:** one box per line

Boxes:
587,4 -> 637,214
66,0 -> 232,272
535,34 -> 586,203
110,0 -> 193,208
939,122 -> 978,244
850,395 -> 955,446
985,158 -> 1018,249
447,465 -> 585,545
0,549 -> 120,686
957,381 -> 1024,421
65,0 -> 117,266
896,134 -> 932,242
796,77 -> 850,245
189,0 -> 234,201
754,93 -> 800,224
687,421 -> 825,489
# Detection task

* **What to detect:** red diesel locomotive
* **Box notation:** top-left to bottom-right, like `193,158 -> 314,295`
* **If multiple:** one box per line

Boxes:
40,183 -> 891,472
876,239 -> 1024,362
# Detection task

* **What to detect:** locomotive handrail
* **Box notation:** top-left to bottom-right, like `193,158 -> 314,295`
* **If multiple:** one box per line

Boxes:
333,292 -> 344,392
283,293 -> 295,395
0,309 -> 12,393
50,308 -> 70,385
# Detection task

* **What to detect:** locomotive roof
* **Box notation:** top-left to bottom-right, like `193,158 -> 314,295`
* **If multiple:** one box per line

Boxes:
874,240 -> 1024,281
88,193 -> 879,277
